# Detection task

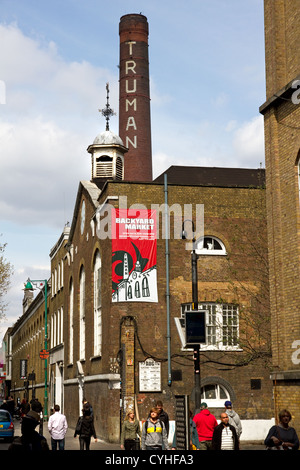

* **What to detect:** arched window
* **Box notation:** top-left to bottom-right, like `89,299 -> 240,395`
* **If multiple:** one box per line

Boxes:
69,278 -> 74,364
127,285 -> 132,299
116,156 -> 123,180
135,282 -> 140,298
93,251 -> 102,357
196,236 -> 227,255
79,266 -> 85,360
142,277 -> 150,297
201,383 -> 231,408
96,155 -> 113,178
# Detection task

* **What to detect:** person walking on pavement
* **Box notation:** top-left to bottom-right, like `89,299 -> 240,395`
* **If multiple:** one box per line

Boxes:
224,401 -> 242,439
120,409 -> 141,450
155,400 -> 169,437
82,398 -> 93,418
48,404 -> 68,450
264,409 -> 299,450
212,412 -> 239,450
74,403 -> 97,450
8,409 -> 49,451
141,407 -> 169,451
20,398 -> 30,418
193,402 -> 218,450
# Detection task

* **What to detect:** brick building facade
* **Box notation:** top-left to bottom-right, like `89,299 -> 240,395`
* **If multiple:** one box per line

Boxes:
4,12 -> 276,444
260,0 -> 300,434
58,164 -> 272,442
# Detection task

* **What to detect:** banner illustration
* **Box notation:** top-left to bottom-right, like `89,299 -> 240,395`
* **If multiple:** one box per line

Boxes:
112,209 -> 158,302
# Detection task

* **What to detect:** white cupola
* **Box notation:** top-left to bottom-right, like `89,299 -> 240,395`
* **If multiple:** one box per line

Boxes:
87,83 -> 127,182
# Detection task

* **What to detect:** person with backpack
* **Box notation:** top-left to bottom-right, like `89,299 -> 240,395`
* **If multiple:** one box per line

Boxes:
224,401 -> 242,439
141,407 -> 169,450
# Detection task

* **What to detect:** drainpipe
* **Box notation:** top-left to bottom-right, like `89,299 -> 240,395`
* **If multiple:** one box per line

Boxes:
164,173 -> 172,386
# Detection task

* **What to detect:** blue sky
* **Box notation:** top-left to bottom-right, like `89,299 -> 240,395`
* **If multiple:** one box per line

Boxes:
0,0 -> 266,342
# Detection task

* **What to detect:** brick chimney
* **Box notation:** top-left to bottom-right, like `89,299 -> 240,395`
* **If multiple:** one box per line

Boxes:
119,14 -> 153,182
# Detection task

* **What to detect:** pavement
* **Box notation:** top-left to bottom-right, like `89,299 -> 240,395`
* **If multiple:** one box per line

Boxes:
12,418 -> 120,451
12,418 -> 266,451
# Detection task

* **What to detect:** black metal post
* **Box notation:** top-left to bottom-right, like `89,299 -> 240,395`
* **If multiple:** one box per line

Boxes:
191,247 -> 201,411
182,220 -> 201,411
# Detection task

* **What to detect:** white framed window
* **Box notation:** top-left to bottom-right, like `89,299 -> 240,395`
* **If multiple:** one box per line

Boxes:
60,260 -> 64,288
175,302 -> 240,351
58,264 -> 61,291
195,236 -> 227,255
69,279 -> 74,363
79,267 -> 85,360
93,252 -> 102,357
201,383 -> 231,408
60,306 -> 63,345
51,273 -> 54,297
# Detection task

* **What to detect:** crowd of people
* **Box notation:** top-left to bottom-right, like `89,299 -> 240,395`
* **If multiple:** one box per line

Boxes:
2,393 -> 300,451
6,396 -> 96,451
121,399 -> 300,451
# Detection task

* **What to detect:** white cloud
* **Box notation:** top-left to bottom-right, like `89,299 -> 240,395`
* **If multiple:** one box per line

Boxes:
0,23 -> 118,120
232,115 -> 265,166
0,116 -> 90,226
0,263 -> 50,343
0,23 -> 121,227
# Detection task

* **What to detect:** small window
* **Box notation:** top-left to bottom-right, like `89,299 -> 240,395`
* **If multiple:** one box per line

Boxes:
96,155 -> 113,178
142,277 -> 150,297
196,236 -> 226,255
250,379 -> 261,390
201,384 -> 231,407
135,282 -> 140,298
116,156 -> 123,180
127,285 -> 132,299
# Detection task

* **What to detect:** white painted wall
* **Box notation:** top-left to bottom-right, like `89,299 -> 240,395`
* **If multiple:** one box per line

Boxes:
168,418 -> 276,444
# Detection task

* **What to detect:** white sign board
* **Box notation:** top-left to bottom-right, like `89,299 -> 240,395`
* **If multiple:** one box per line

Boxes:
139,359 -> 161,392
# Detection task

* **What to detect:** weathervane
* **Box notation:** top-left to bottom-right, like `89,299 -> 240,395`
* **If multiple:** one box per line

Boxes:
99,82 -> 116,131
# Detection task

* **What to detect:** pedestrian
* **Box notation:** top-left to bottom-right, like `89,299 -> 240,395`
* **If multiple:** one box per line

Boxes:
82,398 -> 93,418
0,400 -> 8,411
8,409 -> 49,451
264,409 -> 299,450
155,400 -> 169,437
120,409 -> 141,450
172,410 -> 200,450
74,403 -> 97,450
193,402 -> 218,450
20,398 -> 30,418
211,412 -> 239,450
6,396 -> 15,416
224,401 -> 242,439
31,397 -> 43,414
48,404 -> 68,450
141,407 -> 170,451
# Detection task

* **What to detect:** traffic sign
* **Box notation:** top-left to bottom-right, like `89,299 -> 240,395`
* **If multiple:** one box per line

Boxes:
39,349 -> 49,359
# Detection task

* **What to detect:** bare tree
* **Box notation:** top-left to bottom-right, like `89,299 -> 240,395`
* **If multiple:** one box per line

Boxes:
0,238 -> 14,319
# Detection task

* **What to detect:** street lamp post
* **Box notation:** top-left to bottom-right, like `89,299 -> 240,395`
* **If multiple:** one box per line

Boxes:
181,220 -> 201,411
24,278 -> 48,421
